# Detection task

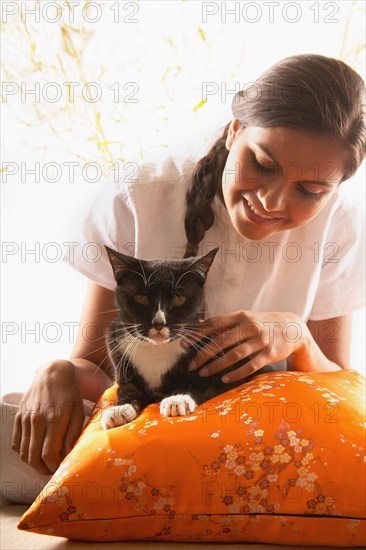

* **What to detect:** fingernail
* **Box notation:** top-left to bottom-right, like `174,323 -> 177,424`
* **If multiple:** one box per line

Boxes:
188,361 -> 197,371
199,367 -> 209,377
222,375 -> 230,383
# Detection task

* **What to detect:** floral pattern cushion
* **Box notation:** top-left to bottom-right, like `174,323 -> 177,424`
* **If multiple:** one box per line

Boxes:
18,370 -> 366,545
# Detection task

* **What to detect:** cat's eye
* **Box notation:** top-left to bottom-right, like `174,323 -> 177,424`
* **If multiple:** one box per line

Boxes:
171,294 -> 186,307
133,294 -> 149,306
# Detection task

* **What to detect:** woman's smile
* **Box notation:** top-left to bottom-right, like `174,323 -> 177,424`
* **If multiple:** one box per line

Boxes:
242,196 -> 284,225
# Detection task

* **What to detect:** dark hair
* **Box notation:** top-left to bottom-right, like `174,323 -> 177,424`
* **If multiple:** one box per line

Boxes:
183,54 -> 366,258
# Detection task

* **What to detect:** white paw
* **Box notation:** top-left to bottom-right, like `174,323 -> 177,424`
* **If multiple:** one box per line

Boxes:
101,404 -> 137,430
160,394 -> 197,417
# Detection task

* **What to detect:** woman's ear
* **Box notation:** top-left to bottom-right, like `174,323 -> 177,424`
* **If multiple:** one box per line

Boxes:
225,118 -> 242,151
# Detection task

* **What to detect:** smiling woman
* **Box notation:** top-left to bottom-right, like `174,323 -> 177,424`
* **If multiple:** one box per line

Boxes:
180,54 -> 365,383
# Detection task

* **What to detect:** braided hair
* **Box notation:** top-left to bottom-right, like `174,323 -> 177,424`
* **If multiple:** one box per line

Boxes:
183,122 -> 230,258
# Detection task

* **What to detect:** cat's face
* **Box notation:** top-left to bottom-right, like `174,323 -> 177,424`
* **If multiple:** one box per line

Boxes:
105,247 -> 218,345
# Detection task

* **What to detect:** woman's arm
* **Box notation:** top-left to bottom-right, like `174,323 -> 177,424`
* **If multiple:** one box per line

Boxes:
69,281 -> 117,401
286,314 -> 352,372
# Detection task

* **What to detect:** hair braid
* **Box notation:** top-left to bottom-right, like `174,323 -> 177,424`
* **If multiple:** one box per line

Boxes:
183,122 -> 230,258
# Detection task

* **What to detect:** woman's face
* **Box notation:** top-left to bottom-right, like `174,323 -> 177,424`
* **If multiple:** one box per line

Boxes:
222,122 -> 349,240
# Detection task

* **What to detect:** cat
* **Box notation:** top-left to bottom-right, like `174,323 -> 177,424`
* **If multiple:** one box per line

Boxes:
101,245 -> 277,430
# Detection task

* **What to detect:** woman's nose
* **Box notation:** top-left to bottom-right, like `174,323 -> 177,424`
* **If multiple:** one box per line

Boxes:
257,181 -> 287,214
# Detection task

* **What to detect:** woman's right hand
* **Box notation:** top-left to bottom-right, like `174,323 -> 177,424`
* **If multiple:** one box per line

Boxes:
11,360 -> 85,475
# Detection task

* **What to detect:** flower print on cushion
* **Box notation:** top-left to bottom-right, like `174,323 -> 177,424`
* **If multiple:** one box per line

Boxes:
18,370 -> 366,546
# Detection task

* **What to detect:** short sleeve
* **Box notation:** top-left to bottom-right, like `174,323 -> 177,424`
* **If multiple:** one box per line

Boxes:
308,192 -> 365,321
61,179 -> 135,291
61,154 -> 194,290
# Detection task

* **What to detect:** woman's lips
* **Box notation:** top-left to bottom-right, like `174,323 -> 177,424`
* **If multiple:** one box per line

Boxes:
242,197 -> 283,226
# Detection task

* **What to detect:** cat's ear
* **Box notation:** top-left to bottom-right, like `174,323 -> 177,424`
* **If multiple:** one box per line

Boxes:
104,245 -> 139,281
189,247 -> 219,283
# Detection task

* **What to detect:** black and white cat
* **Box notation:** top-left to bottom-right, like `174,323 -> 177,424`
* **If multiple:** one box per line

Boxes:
101,245 -> 276,430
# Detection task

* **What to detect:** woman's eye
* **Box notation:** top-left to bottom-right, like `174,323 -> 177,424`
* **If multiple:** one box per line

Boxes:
171,294 -> 186,307
252,155 -> 273,173
298,186 -> 325,201
133,294 -> 149,305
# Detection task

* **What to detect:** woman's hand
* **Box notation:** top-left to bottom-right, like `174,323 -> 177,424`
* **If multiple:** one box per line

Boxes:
183,310 -> 311,382
12,360 -> 85,475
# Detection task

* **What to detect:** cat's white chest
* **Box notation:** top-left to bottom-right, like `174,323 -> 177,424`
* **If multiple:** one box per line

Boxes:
119,337 -> 185,389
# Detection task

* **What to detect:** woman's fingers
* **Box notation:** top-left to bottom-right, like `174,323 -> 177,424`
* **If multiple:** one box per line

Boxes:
189,336 -> 248,371
19,415 -> 31,464
41,410 -> 70,473
13,400 -> 84,474
186,314 -> 249,365
41,433 -> 64,474
184,312 -> 246,347
185,310 -> 303,381
196,342 -> 255,376
9,361 -> 88,476
63,403 -> 85,456
202,312 -> 246,335
221,353 -> 269,383
11,412 -> 22,453
191,338 -> 275,382
28,419 -> 51,475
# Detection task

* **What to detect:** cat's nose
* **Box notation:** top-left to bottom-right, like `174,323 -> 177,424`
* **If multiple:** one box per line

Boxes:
152,308 -> 166,331
153,321 -> 166,331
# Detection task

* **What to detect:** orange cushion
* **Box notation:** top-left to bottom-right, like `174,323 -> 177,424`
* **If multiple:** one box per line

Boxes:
18,370 -> 366,545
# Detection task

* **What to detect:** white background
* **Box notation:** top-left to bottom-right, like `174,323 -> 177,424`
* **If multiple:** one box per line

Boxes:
1,0 -> 365,394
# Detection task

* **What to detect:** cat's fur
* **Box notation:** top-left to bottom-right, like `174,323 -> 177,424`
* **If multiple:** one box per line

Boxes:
101,245 -> 276,429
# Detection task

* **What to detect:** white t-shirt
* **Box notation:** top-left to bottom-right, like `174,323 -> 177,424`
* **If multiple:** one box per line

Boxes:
62,155 -> 365,322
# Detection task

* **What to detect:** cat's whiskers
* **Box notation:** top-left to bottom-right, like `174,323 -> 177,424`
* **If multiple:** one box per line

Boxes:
80,341 -> 110,362
168,269 -> 175,291
82,323 -> 142,365
146,268 -> 161,287
107,332 -> 135,381
75,323 -> 144,364
94,308 -> 119,315
176,335 -> 208,362
94,338 -> 123,376
138,260 -> 148,287
175,270 -> 205,288
173,323 -> 204,329
94,340 -> 121,376
90,323 -> 144,376
174,285 -> 186,294
172,331 -> 219,363
120,328 -> 149,382
108,323 -> 144,341
112,324 -> 144,336
119,338 -> 137,382
121,268 -> 147,286
174,327 -> 226,361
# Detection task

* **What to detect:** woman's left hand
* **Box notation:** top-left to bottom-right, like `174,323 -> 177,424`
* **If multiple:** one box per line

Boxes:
183,310 -> 310,382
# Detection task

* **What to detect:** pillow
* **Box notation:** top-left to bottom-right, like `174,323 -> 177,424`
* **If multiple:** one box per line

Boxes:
18,370 -> 366,545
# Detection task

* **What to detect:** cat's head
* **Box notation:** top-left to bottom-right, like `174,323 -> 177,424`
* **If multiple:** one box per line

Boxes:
105,246 -> 219,345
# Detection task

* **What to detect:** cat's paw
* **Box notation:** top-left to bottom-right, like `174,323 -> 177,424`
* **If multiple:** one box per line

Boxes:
160,394 -> 197,417
101,404 -> 137,430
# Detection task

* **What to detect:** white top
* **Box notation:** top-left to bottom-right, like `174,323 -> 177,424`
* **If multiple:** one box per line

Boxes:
62,155 -> 365,322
